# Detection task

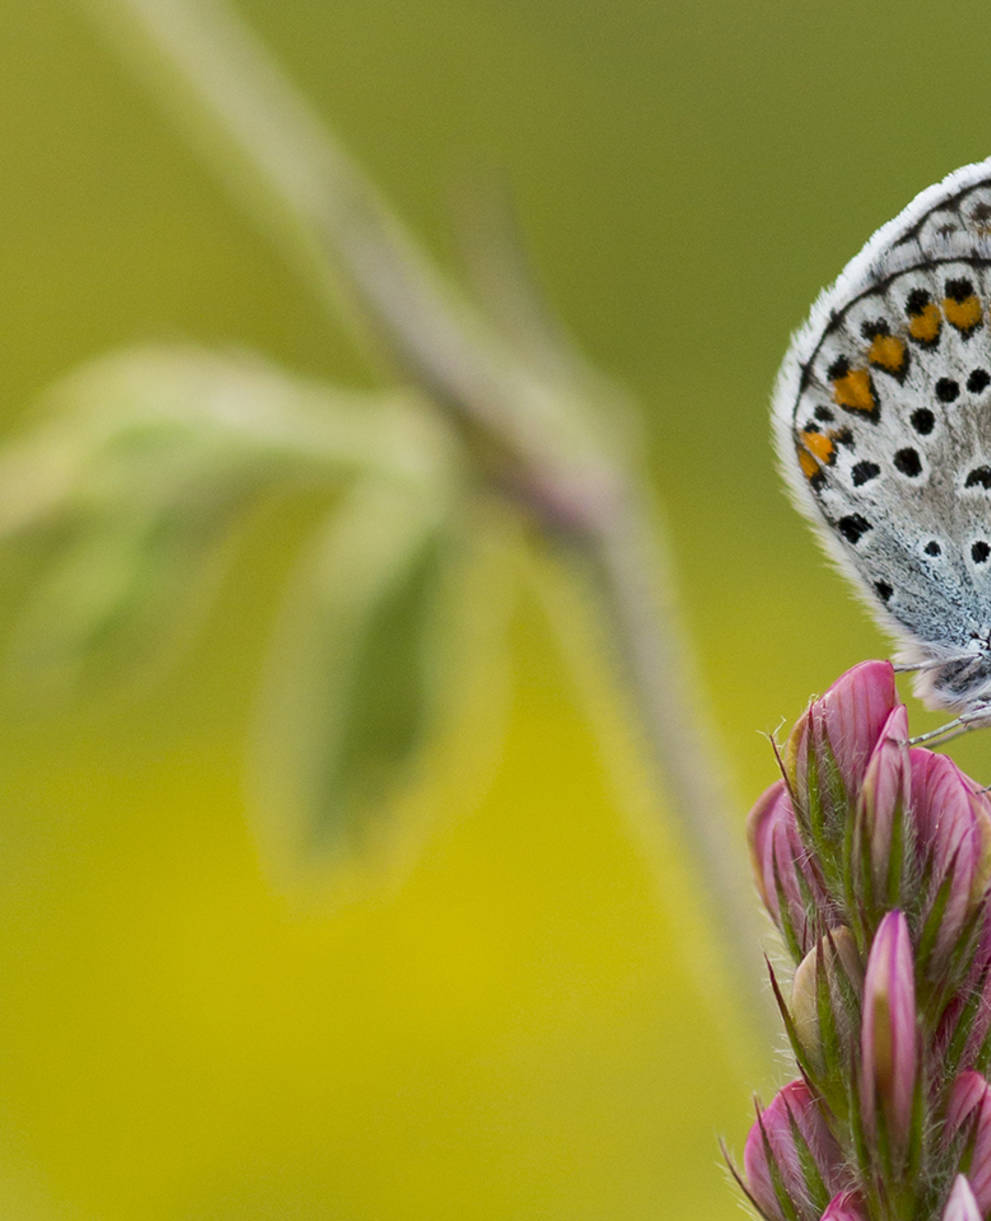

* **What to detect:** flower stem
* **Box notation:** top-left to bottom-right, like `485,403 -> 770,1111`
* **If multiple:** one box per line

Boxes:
75,0 -> 773,1044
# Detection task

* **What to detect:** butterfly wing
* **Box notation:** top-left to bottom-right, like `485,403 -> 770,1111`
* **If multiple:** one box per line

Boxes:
772,157 -> 991,699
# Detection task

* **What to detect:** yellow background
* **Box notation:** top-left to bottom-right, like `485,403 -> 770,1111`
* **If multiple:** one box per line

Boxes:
0,2 -> 989,1217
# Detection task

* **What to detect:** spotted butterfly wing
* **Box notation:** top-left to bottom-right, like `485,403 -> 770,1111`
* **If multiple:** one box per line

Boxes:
772,157 -> 991,717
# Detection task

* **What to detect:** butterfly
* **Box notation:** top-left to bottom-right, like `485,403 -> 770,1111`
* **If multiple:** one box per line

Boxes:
772,157 -> 991,745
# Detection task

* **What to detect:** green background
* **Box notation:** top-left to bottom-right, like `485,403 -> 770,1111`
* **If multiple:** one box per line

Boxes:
0,2 -> 989,1217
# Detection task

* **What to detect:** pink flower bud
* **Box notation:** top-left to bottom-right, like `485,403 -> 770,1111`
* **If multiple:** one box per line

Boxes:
791,926 -> 863,1072
942,1175 -> 982,1221
910,751 -> 991,965
946,1072 -> 991,1213
854,705 -> 911,912
820,1191 -> 868,1221
860,910 -> 917,1154
743,1079 -> 843,1221
747,781 -> 828,955
785,660 -> 897,817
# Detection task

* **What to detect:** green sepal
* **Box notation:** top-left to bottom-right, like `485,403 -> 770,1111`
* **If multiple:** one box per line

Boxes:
920,886 -> 985,1027
824,926 -> 862,1037
872,1090 -> 893,1181
846,1068 -> 872,1187
976,1018 -> 991,1077
916,865 -> 954,976
720,1139 -> 778,1221
818,731 -> 850,852
771,857 -> 806,964
905,1055 -> 926,1184
851,796 -> 876,926
841,808 -> 867,953
944,975 -> 987,1082
766,958 -> 823,1095
797,742 -> 828,864
783,1095 -> 831,1215
885,789 -> 908,911
814,929 -> 842,1088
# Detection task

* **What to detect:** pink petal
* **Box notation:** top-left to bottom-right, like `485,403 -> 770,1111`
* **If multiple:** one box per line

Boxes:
788,660 -> 897,799
857,705 -> 910,895
911,752 -> 991,961
746,780 -> 825,953
943,1176 -> 982,1221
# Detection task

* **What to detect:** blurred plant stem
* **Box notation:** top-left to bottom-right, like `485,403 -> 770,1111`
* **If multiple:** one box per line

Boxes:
76,0 -> 773,1043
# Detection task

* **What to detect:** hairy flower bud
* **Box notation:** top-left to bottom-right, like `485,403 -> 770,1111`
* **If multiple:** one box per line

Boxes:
853,705 -> 911,917
784,661 -> 897,853
860,910 -> 917,1158
748,781 -> 829,956
791,926 -> 863,1078
743,1079 -> 843,1221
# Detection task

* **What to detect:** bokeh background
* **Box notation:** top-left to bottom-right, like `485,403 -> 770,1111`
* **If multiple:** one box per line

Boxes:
1,2 -> 990,1217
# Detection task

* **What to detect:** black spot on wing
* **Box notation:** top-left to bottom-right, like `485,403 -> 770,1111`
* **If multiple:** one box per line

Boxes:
910,408 -> 935,435
894,448 -> 922,477
946,277 -> 975,302
966,466 -> 991,490
838,514 -> 872,544
851,461 -> 880,487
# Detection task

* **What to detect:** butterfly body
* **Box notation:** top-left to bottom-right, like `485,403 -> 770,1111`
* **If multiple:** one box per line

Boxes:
773,157 -> 991,726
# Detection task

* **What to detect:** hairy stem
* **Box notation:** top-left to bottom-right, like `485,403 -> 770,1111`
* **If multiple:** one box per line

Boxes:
581,487 -> 768,1024
76,0 -> 773,1043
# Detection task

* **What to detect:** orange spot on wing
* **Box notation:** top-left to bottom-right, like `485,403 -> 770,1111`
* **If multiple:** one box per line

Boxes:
796,428 -> 837,481
943,294 -> 982,333
868,333 -> 907,375
797,446 -> 820,481
800,429 -> 835,465
832,367 -> 877,414
908,303 -> 941,344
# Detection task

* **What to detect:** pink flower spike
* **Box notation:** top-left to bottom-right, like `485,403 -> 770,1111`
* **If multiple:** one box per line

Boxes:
820,1191 -> 867,1221
786,659 -> 897,803
943,1175 -> 982,1221
946,1072 -> 991,1213
743,1079 -> 842,1221
860,910 -> 917,1153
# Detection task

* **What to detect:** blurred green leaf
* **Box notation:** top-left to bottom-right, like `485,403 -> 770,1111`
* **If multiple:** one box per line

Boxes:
252,479 -> 459,861
0,345 -> 453,686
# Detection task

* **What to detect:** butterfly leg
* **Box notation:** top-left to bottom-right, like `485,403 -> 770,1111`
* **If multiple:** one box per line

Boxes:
907,717 -> 964,746
908,703 -> 991,748
894,652 -> 985,675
